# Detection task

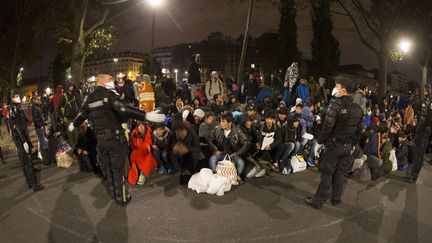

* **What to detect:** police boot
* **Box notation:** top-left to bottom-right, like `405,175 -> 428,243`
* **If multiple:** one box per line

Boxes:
114,176 -> 131,206
102,168 -> 115,198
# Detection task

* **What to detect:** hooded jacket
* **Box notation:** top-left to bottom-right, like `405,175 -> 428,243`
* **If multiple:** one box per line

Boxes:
300,106 -> 314,136
187,58 -> 201,85
53,85 -> 63,113
205,73 -> 224,101
296,83 -> 310,103
57,84 -> 81,119
152,127 -> 171,151
353,89 -> 367,115
128,125 -> 157,184
258,122 -> 283,150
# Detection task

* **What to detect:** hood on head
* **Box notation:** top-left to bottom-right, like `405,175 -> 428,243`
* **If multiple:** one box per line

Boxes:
211,71 -> 218,81
318,77 -> 325,87
56,85 -> 63,93
301,106 -> 312,120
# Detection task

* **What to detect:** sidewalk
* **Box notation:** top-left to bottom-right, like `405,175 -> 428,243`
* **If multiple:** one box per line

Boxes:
1,145 -> 432,243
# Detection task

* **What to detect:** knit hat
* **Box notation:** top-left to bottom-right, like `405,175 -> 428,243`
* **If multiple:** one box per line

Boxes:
296,98 -> 303,106
193,109 -> 205,119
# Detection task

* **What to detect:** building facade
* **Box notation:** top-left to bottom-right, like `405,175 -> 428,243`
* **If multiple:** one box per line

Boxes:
84,51 -> 145,81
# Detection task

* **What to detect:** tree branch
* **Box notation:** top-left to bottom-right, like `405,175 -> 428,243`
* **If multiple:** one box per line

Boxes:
330,10 -> 349,16
84,8 -> 109,37
337,0 -> 379,56
351,0 -> 380,40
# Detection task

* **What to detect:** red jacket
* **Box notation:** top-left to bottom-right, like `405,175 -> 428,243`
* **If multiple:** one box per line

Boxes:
128,125 -> 157,185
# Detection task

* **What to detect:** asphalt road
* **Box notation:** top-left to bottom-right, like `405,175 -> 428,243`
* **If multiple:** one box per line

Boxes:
1,145 -> 432,243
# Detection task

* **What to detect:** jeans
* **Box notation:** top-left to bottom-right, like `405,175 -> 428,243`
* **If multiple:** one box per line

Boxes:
279,142 -> 300,170
283,89 -> 291,104
209,154 -> 245,175
190,84 -> 196,101
308,139 -> 318,160
35,127 -> 48,150
152,150 -> 170,169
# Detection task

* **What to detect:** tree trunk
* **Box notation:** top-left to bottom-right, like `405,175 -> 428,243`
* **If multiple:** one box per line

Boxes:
377,49 -> 388,99
420,61 -> 428,101
237,0 -> 254,88
9,31 -> 20,88
70,0 -> 88,86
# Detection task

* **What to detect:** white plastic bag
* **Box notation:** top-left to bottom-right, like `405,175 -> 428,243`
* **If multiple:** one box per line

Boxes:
207,174 -> 231,196
389,149 -> 398,172
291,155 -> 307,173
188,168 -> 213,193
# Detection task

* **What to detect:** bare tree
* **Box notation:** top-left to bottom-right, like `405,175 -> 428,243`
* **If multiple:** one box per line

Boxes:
336,0 -> 406,98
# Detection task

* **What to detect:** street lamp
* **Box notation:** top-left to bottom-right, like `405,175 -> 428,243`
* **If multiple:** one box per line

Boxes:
174,69 -> 178,84
398,40 -> 412,54
398,39 -> 412,80
20,67 -> 24,71
147,0 -> 164,81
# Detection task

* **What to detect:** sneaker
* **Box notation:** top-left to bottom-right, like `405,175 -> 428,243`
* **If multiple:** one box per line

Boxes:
255,169 -> 266,178
137,174 -> 145,185
307,158 -> 315,167
305,197 -> 322,209
157,167 -> 166,175
270,162 -> 280,172
167,167 -> 175,175
282,167 -> 288,175
400,164 -> 409,172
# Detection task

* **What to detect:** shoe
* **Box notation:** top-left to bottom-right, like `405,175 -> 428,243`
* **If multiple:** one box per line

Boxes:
137,174 -> 145,185
255,169 -> 266,178
305,197 -> 322,209
307,158 -> 315,167
282,167 -> 288,175
32,184 -> 44,192
115,194 -> 132,206
167,167 -> 175,175
269,162 -> 279,172
331,199 -> 342,206
157,167 -> 166,175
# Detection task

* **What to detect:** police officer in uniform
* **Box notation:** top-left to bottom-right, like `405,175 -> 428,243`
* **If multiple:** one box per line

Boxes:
9,90 -> 44,192
408,82 -> 432,183
305,79 -> 363,209
70,69 -> 165,205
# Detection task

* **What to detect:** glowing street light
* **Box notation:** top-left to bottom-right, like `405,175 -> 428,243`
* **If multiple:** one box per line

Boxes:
184,71 -> 188,75
67,75 -> 72,80
19,67 -> 24,71
251,64 -> 255,69
174,69 -> 178,73
398,39 -> 412,54
113,58 -> 119,63
148,0 -> 164,8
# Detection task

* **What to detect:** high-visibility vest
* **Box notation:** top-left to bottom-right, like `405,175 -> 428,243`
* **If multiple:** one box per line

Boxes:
138,80 -> 155,113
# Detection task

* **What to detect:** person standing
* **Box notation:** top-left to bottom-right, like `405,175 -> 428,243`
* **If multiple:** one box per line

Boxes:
71,69 -> 165,205
205,71 -> 224,103
57,83 -> 81,149
188,54 -> 201,101
243,74 -> 260,103
8,90 -> 44,192
305,79 -> 363,209
32,93 -> 51,165
408,83 -> 432,183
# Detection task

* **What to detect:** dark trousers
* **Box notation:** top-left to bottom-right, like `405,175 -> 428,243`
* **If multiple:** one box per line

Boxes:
96,132 -> 128,199
411,127 -> 431,179
48,136 -> 60,165
313,143 -> 353,205
170,152 -> 199,173
12,136 -> 38,188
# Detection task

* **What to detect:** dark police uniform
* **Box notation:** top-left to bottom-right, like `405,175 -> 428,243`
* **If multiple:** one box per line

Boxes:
9,101 -> 44,191
73,86 -> 148,205
307,95 -> 363,208
409,93 -> 432,183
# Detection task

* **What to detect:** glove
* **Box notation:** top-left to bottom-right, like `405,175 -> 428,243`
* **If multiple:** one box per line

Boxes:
68,123 -> 75,132
23,142 -> 29,154
314,144 -> 324,159
145,111 -> 166,123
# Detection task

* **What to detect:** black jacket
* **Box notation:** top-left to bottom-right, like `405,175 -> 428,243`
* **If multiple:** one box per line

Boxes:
258,122 -> 283,150
152,128 -> 172,151
188,60 -> 201,85
208,125 -> 250,156
58,91 -> 81,119
169,127 -> 201,155
318,96 -> 363,145
396,139 -> 409,165
32,103 -> 46,128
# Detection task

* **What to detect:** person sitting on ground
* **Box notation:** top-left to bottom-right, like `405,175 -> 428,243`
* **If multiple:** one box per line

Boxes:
192,96 -> 202,110
192,109 -> 205,135
210,93 -> 225,115
366,126 -> 388,180
198,111 -> 217,140
208,114 -> 249,183
255,109 -> 284,172
169,120 -> 202,182
379,132 -> 393,175
396,131 -> 409,171
299,105 -> 316,166
152,123 -> 173,175
279,117 -> 302,174
227,95 -> 241,112
128,122 -> 157,185
237,103 -> 261,129
239,117 -> 266,178
76,122 -> 103,177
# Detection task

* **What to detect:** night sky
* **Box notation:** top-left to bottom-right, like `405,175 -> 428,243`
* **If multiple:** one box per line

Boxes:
25,0 -> 421,82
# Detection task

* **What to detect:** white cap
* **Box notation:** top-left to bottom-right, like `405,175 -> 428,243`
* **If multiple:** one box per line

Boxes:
182,110 -> 190,119
316,115 -> 321,121
193,109 -> 205,119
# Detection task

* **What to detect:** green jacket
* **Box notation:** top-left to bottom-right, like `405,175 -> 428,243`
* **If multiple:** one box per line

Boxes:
380,141 -> 392,173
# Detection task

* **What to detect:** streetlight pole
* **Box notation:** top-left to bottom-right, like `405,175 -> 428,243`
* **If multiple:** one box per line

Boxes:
237,0 -> 255,89
150,9 -> 155,80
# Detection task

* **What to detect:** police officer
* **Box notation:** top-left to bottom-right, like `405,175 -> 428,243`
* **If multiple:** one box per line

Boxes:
70,69 -> 165,205
305,79 -> 363,209
408,82 -> 432,183
9,90 -> 44,192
